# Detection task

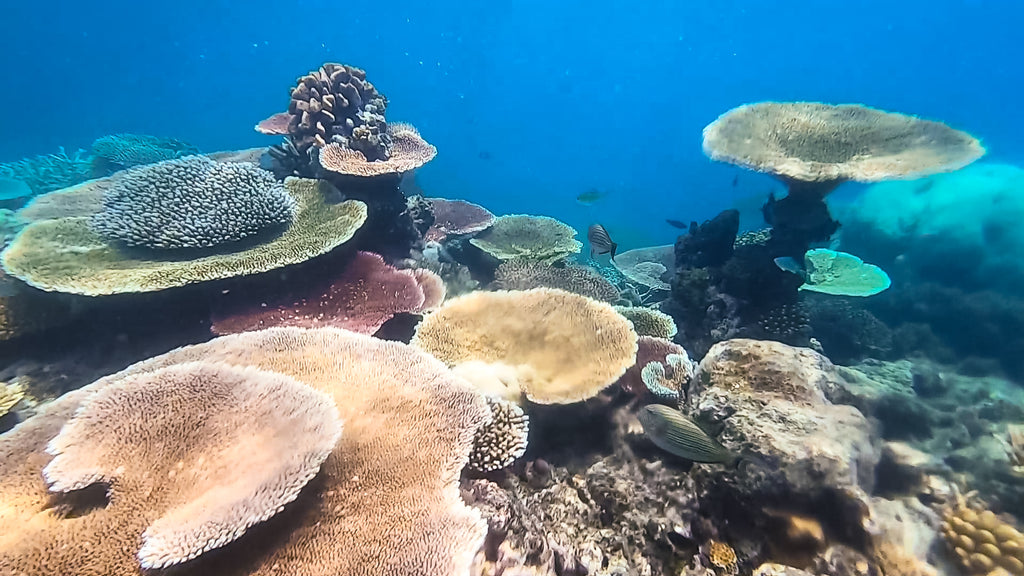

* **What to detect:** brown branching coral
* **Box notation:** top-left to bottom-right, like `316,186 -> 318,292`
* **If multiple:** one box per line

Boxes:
0,327 -> 490,576
494,260 -> 620,303
40,361 -> 342,570
467,397 -> 530,473
941,492 -> 1024,575
412,288 -> 638,404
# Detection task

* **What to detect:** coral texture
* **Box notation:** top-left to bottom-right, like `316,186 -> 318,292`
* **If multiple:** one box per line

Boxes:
469,215 -> 582,264
426,197 -> 496,242
41,361 -> 342,570
494,260 -> 620,303
614,305 -> 678,339
90,156 -> 295,249
211,251 -> 445,335
641,353 -> 696,401
412,288 -> 638,404
612,245 -> 675,291
616,336 -> 689,397
0,380 -> 24,417
941,493 -> 1024,575
2,178 -> 367,295
317,122 -> 437,177
467,397 -> 530,473
90,134 -> 200,175
0,327 -> 490,576
703,102 -> 985,186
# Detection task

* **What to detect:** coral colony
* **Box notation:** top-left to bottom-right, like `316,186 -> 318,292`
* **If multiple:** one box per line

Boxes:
3,63 -> 1023,576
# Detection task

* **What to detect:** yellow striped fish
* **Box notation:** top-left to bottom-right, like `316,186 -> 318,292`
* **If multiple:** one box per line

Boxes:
638,404 -> 736,464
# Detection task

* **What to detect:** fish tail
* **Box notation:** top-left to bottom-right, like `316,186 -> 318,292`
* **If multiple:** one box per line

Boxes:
610,242 -> 618,261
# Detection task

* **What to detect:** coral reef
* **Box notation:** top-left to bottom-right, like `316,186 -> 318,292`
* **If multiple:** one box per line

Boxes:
90,156 -> 295,249
616,335 -> 690,397
494,260 -> 620,303
0,380 -> 24,418
675,209 -> 739,270
613,305 -> 679,339
0,327 -> 490,576
211,251 -> 444,335
755,303 -> 811,347
426,197 -> 496,242
941,493 -> 1024,575
318,122 -> 437,177
0,148 -> 93,196
641,352 -> 696,402
1,178 -> 366,295
469,215 -> 582,264
89,133 -> 200,176
412,288 -> 638,404
612,244 -> 674,291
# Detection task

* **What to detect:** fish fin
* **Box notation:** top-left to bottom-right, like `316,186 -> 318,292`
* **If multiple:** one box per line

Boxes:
610,243 -> 618,261
773,257 -> 803,276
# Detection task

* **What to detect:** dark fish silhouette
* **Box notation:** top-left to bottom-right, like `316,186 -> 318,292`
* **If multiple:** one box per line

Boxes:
478,150 -> 492,160
665,219 -> 688,229
732,175 -> 739,187
587,223 -> 618,260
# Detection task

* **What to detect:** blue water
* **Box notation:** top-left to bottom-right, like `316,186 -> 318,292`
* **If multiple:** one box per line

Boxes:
1,0 -> 1020,246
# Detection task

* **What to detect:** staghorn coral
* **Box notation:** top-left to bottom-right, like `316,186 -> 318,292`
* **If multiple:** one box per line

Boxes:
470,215 -> 583,264
412,288 -> 638,404
467,397 -> 530,473
616,336 -> 689,397
0,327 -> 490,576
703,102 -> 985,192
614,305 -> 678,339
317,122 -> 437,177
0,148 -> 93,196
35,361 -> 342,571
941,493 -> 1024,575
89,133 -> 200,175
211,251 -> 445,335
612,244 -> 675,291
90,156 -> 296,249
493,260 -> 620,303
1,177 -> 366,295
426,197 -> 496,242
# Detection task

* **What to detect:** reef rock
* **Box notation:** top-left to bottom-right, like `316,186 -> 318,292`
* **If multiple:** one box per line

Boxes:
688,339 -> 879,548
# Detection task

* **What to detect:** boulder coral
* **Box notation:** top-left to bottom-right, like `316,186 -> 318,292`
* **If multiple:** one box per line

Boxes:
0,327 -> 491,576
413,288 -> 638,404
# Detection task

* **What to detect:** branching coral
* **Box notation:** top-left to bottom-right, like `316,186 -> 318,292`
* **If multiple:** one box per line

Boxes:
467,397 -> 530,473
211,251 -> 445,335
613,305 -> 678,339
90,156 -> 296,249
90,134 -> 200,175
469,215 -> 582,264
494,260 -> 620,303
0,148 -> 93,196
0,380 -> 25,418
412,288 -> 638,404
2,178 -> 366,295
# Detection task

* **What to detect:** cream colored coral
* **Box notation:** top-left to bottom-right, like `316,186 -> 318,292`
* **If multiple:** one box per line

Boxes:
0,380 -> 25,417
413,288 -> 638,404
0,328 -> 490,576
941,493 -> 1024,575
614,305 -> 678,339
467,397 -> 530,473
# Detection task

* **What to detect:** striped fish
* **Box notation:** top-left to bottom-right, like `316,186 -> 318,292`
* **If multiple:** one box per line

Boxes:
637,404 -> 736,464
587,223 -> 618,260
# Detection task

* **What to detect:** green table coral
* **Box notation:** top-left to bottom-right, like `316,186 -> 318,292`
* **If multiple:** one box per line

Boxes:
470,214 -> 582,264
800,249 -> 891,297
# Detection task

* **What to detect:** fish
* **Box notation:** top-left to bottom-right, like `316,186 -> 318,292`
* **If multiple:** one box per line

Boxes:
637,404 -> 736,464
587,223 -> 618,260
576,188 -> 606,206
732,175 -> 739,187
478,150 -> 492,160
665,219 -> 689,229
773,256 -> 806,277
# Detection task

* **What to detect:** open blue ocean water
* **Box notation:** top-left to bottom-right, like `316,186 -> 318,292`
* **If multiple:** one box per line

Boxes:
3,2 -> 1024,575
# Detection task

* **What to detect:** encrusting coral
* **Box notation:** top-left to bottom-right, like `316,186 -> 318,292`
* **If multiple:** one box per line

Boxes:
425,197 -> 496,242
467,396 -> 530,473
941,492 -> 1024,576
614,305 -> 678,339
0,327 -> 490,576
90,156 -> 296,249
1,177 -> 367,295
469,214 -> 583,264
211,251 -> 445,335
493,260 -> 621,303
412,288 -> 638,404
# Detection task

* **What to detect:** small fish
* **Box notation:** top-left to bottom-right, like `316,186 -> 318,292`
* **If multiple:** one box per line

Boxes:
587,223 -> 618,260
732,175 -> 739,187
637,404 -> 735,464
576,188 -> 606,206
478,150 -> 492,160
665,219 -> 689,229
773,256 -> 806,277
